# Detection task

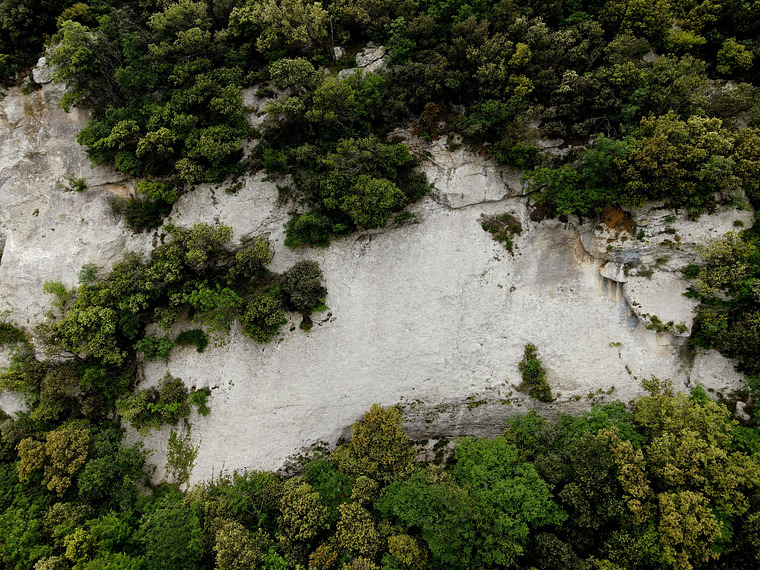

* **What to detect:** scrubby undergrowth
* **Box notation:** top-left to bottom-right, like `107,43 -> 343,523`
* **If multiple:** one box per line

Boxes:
1,388 -> 759,569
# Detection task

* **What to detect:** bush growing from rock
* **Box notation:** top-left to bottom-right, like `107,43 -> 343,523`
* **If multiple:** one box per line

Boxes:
240,288 -> 287,343
155,375 -> 190,424
281,260 -> 327,315
174,330 -> 209,353
134,334 -> 174,361
689,230 -> 760,375
480,212 -> 522,253
165,427 -> 198,489
226,236 -> 274,283
283,137 -> 428,246
0,321 -> 30,346
180,283 -> 245,333
116,390 -> 154,433
136,180 -> 178,204
284,212 -> 336,248
518,344 -> 553,403
116,374 -> 189,433
187,387 -> 211,416
110,197 -> 174,233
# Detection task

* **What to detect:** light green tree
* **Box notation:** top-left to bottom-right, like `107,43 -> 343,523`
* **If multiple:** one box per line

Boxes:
230,0 -> 328,56
336,502 -> 381,559
717,38 -> 754,76
214,519 -> 264,570
18,424 -> 91,496
332,404 -> 415,485
277,476 -> 329,545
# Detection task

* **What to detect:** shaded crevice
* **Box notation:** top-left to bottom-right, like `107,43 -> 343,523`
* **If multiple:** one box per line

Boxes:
600,275 -> 640,329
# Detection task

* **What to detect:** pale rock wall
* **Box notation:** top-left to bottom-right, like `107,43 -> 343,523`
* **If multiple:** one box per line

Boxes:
422,137 -> 523,208
578,204 -> 753,333
0,81 -> 151,325
0,74 -> 751,485
338,45 -> 386,79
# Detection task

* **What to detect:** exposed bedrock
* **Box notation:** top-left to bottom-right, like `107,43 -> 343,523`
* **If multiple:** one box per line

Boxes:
0,78 -> 750,484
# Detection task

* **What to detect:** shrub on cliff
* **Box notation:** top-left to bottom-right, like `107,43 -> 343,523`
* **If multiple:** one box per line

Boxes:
518,344 -> 553,403
240,288 -> 287,343
281,260 -> 327,315
116,374 -> 189,433
332,404 -> 415,486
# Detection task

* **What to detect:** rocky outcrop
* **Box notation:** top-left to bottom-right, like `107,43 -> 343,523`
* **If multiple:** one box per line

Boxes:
32,56 -> 54,85
622,273 -> 697,337
577,204 -> 753,334
580,203 -> 753,269
0,78 -> 151,324
419,137 -> 523,208
137,192 -> 745,484
0,79 -> 752,485
338,44 -> 387,79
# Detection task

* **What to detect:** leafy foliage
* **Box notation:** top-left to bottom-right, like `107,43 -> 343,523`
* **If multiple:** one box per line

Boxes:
116,374 -> 189,433
518,344 -> 553,402
332,404 -> 415,486
281,260 -> 328,315
213,518 -> 265,570
239,287 -> 287,343
40,0 -> 760,235
0,321 -> 28,345
1,395 -> 760,569
40,223 -> 324,367
165,426 -> 199,489
281,135 -> 428,246
481,212 -> 523,252
688,228 -> 760,376
133,491 -> 204,570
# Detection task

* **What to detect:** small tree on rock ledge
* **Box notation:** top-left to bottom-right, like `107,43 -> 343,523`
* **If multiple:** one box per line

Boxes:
518,344 -> 553,403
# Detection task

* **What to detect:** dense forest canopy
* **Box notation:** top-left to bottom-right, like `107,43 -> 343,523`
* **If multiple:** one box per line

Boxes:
3,0 -> 758,234
2,390 -> 760,569
1,0 -> 760,568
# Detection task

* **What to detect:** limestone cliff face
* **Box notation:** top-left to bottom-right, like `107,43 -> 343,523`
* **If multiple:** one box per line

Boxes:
0,80 -> 152,324
0,71 -> 750,484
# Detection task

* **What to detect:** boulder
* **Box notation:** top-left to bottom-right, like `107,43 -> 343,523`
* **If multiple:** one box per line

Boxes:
32,56 -> 55,84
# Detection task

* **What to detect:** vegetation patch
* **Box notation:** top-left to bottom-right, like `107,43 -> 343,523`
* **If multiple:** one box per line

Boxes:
187,387 -> 211,416
688,224 -> 760,383
165,426 -> 199,489
0,222 -> 327,438
2,376 -> 760,570
174,330 -> 209,353
0,321 -> 28,346
643,314 -> 689,334
480,212 -> 523,253
279,136 -> 429,247
30,0 -> 760,236
518,343 -> 553,403
37,223 -> 326,367
116,373 -> 190,434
